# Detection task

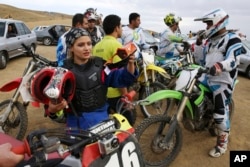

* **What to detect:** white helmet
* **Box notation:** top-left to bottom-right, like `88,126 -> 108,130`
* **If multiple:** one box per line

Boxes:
194,8 -> 229,38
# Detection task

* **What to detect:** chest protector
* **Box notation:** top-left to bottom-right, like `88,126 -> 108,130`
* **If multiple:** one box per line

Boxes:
63,57 -> 107,112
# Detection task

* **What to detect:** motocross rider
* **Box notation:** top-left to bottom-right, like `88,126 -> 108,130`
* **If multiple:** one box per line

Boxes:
194,8 -> 242,157
157,13 -> 185,59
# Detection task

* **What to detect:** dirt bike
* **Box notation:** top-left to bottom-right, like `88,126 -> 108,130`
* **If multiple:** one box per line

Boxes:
135,66 -> 236,167
130,46 -> 171,118
155,41 -> 196,89
140,42 -> 201,118
0,44 -> 57,140
1,114 -> 145,167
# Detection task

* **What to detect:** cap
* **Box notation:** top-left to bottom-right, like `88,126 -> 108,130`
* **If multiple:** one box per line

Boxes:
88,13 -> 97,21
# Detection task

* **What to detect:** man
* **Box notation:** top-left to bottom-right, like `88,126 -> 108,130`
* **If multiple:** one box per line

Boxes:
157,13 -> 184,59
194,8 -> 242,157
92,14 -> 127,115
86,13 -> 105,46
56,13 -> 88,66
120,12 -> 153,58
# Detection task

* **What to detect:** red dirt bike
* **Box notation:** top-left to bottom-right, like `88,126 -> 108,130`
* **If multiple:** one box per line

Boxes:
0,44 -> 57,140
1,113 -> 145,167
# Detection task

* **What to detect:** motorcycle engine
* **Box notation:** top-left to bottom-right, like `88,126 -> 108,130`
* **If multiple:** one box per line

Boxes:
183,93 -> 214,132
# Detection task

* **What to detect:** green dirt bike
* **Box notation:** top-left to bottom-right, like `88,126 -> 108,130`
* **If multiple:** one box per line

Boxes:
135,66 -> 236,167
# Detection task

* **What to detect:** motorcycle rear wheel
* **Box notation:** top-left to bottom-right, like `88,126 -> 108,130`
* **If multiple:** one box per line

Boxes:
135,115 -> 182,167
139,82 -> 170,117
0,100 -> 28,140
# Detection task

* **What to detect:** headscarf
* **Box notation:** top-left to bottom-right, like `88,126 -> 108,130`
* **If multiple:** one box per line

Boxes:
65,28 -> 90,47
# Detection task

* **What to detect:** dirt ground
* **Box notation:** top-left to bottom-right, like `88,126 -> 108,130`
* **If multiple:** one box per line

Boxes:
0,44 -> 250,167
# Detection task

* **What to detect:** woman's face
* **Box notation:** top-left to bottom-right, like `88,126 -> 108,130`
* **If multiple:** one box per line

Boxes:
70,36 -> 92,64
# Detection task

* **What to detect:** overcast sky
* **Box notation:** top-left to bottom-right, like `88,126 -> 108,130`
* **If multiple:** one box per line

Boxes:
1,0 -> 250,38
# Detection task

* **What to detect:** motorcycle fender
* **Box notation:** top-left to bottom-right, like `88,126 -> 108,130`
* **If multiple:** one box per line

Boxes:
137,64 -> 171,82
141,89 -> 193,117
112,113 -> 133,132
146,64 -> 167,74
0,77 -> 22,92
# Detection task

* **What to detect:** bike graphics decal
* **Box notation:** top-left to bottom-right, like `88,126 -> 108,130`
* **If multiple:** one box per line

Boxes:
83,135 -> 144,167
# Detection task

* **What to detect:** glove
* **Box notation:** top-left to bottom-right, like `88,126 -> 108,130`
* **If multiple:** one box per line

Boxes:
209,62 -> 223,76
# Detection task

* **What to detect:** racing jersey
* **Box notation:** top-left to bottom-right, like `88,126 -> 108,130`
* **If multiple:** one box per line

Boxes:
157,26 -> 183,58
120,26 -> 150,58
204,32 -> 242,85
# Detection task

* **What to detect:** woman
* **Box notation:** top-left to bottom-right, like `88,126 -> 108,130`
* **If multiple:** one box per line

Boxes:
45,28 -> 137,130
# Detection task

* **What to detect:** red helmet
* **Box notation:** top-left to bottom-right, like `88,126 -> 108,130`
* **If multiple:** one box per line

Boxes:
30,67 -> 75,104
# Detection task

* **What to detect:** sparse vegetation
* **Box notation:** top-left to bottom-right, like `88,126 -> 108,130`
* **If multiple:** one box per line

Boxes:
0,4 -> 72,29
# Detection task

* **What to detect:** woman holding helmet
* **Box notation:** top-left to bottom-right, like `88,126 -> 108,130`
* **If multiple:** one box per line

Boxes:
44,28 -> 137,130
157,13 -> 185,59
194,8 -> 242,157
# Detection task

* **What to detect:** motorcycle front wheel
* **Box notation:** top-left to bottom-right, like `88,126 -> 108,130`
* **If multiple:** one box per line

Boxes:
135,115 -> 182,167
139,82 -> 170,117
0,100 -> 28,140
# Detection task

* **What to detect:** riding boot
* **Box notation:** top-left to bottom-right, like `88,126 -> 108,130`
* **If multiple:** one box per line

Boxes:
209,130 -> 229,157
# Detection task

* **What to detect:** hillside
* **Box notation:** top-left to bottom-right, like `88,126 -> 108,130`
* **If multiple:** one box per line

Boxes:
0,4 -> 72,28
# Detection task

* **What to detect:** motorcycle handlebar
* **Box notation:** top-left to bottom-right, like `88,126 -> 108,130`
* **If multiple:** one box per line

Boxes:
21,43 -> 58,67
33,54 -> 58,67
11,140 -> 31,155
122,90 -> 137,102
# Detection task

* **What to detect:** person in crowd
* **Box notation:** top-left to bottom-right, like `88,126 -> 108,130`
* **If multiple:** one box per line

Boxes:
188,30 -> 193,38
157,13 -> 186,58
120,12 -> 157,57
45,28 -> 138,130
56,13 -> 88,66
194,8 -> 242,157
157,13 -> 185,59
84,8 -> 103,27
92,14 -> 128,114
86,13 -> 105,46
96,13 -> 103,27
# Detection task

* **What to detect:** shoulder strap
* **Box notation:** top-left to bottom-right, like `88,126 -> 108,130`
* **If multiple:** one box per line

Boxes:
92,56 -> 105,68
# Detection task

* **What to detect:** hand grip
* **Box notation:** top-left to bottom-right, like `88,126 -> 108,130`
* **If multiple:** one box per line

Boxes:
124,90 -> 136,101
11,140 -> 31,155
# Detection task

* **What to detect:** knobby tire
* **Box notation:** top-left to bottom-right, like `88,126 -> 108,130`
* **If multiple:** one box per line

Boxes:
135,115 -> 182,167
0,100 -> 28,140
